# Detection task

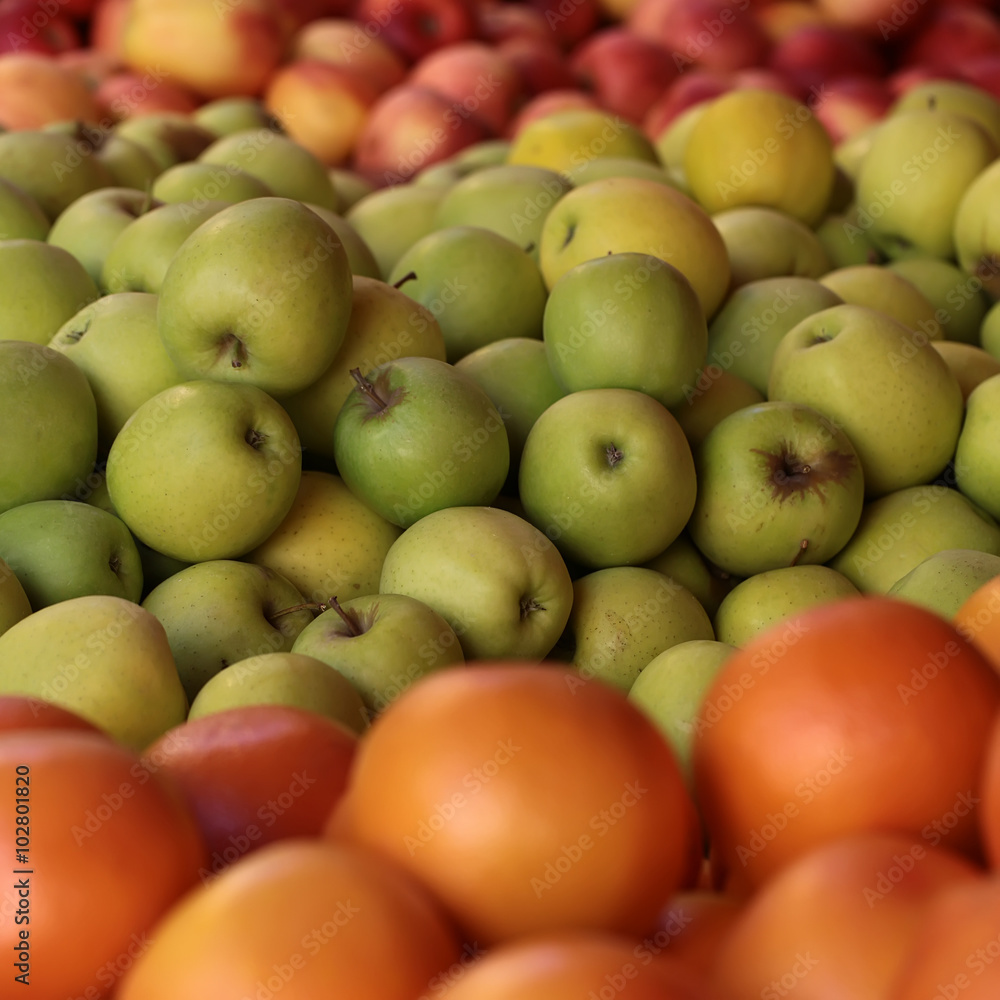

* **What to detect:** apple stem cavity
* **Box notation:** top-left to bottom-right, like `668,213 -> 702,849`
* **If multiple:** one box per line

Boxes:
393,271 -> 417,290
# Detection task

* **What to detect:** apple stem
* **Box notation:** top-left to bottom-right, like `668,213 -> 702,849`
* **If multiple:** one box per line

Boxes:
790,539 -> 809,567
393,271 -> 417,290
350,368 -> 388,411
327,596 -> 363,637
269,600 -> 329,620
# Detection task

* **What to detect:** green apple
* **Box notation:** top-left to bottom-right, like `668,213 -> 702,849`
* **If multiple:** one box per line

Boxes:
815,205 -> 884,270
192,97 -> 282,137
332,356 -> 509,528
653,101 -> 712,194
114,113 -> 218,171
452,138 -> 511,169
0,341 -> 98,515
931,341 -> 1000,400
0,499 -> 142,608
890,79 -> 1000,149
0,239 -> 99,345
887,548 -> 1000,620
768,304 -> 964,498
711,206 -> 832,289
955,373 -> 1000,521
712,564 -> 860,648
682,88 -> 836,227
542,252 -> 708,409
818,264 -> 943,340
0,556 -> 31,637
49,292 -> 183,451
94,133 -> 162,192
105,380 -> 302,563
0,130 -> 114,221
558,566 -> 714,692
412,159 -> 481,189
570,157 -> 678,188
300,203 -> 380,279
984,300 -> 1000,360
197,127 -> 339,210
279,274 -> 446,461
518,387 -> 697,568
100,199 -> 231,294
0,594 -> 187,749
290,593 -> 464,715
245,470 -> 402,604
431,164 -> 572,261
506,108 -> 658,178
705,276 -> 844,396
388,225 -> 548,362
187,650 -> 369,734
833,123 -> 880,183
828,484 -> 1000,593
538,176 -> 731,320
454,336 -> 567,475
151,161 -> 275,205
47,187 -> 161,286
628,638 -> 737,792
378,504 -> 574,661
953,158 -> 1000,299
886,257 -> 989,346
328,167 -> 374,212
0,177 -> 49,240
669,367 -> 766,451
345,182 -> 449,279
157,197 -> 353,398
141,559 -> 316,702
688,400 -> 865,578
643,530 -> 740,619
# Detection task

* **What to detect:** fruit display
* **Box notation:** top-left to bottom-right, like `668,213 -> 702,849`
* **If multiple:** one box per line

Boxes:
3,0 -> 1000,995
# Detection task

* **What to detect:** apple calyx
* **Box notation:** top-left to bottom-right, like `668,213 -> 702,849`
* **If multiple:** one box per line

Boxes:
750,443 -> 858,504
244,428 -> 266,450
605,443 -> 624,468
520,596 -> 546,620
393,270 -> 417,290
220,332 -> 249,370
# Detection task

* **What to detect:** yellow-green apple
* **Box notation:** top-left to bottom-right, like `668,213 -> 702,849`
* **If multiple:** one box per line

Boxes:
955,373 -> 1000,522
301,202 -> 385,278
0,177 -> 49,240
141,560 -> 315,702
931,341 -> 1000,400
628,638 -> 736,792
114,112 -> 218,171
150,162 -> 274,205
889,78 -> 1000,149
670,367 -> 766,450
332,357 -> 509,527
0,341 -> 98,515
953,158 -> 1000,300
46,187 -> 160,286
388,225 -> 548,362
542,252 -> 708,409
568,156 -> 678,189
328,167 -> 374,211
0,499 -> 142,608
245,470 -> 402,604
280,275 -> 445,461
557,566 -> 714,693
100,199 -> 230,294
712,564 -> 860,647
187,650 -> 369,734
652,100 -> 712,193
121,0 -> 288,99
0,240 -> 99,345
452,138 -> 512,169
711,206 -> 832,289
506,89 -> 603,137
506,107 -> 659,179
887,548 -> 1000,620
818,264 -> 944,340
378,504 -> 574,661
352,85 -> 494,188
815,205 -> 883,270
688,400 -> 865,577
643,530 -> 740,619
345,182 -> 448,278
538,176 -> 731,319
683,88 -> 836,227
49,292 -> 182,451
157,197 -> 353,398
768,304 -> 964,497
105,380 -> 302,563
518,387 -> 697,568
0,593 -> 187,749
264,60 -> 379,167
93,131 -> 175,191
191,96 -> 282,137
705,275 -> 843,395
887,257 -> 990,346
828,484 -> 1000,593
290,17 -> 407,94
855,108 -> 997,260
0,52 -> 103,130
430,163 -> 572,259
454,336 -> 566,479
290,593 -> 464,715
197,128 -> 339,210
352,0 -> 477,64
0,557 -> 31,637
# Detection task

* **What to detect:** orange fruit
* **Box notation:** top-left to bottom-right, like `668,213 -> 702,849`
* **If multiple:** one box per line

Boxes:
954,573 -> 1000,673
0,694 -> 104,733
327,662 -> 701,945
712,831 -> 985,1000
693,596 -> 1000,892
141,704 -> 357,881
116,837 -> 463,1000
0,729 -> 206,998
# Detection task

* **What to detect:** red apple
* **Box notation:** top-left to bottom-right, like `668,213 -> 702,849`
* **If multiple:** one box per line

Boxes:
810,73 -> 892,143
270,0 -> 353,34
960,53 -> 1000,103
756,0 -> 831,42
766,23 -> 886,95
96,70 -> 203,120
352,83 -> 493,186
569,27 -> 677,125
407,40 -> 524,135
887,62 -> 965,98
91,0 -> 130,59
351,0 -> 477,64
497,34 -> 578,96
641,66 -> 732,141
0,51 -> 104,128
815,0 -> 932,35
901,4 -> 1000,76
525,0 -> 600,50
0,0 -> 80,56
291,17 -> 408,93
505,86 -> 601,136
476,0 -> 551,45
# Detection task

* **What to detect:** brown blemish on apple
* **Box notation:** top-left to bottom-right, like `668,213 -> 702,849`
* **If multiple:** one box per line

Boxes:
561,223 -> 576,249
62,318 -> 90,344
750,442 -> 857,503
349,367 -> 406,417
